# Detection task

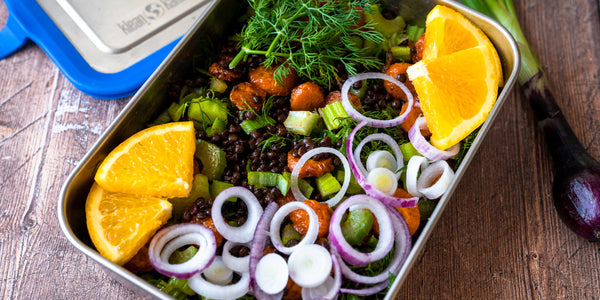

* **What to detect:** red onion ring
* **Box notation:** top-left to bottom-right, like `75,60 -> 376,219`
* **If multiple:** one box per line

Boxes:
405,155 -> 429,197
346,121 -> 418,208
249,202 -> 278,295
148,223 -> 216,279
408,117 -> 460,161
328,194 -> 394,267
341,72 -> 414,128
290,147 -> 351,207
211,186 -> 263,243
187,269 -> 250,300
338,207 -> 412,285
269,201 -> 319,255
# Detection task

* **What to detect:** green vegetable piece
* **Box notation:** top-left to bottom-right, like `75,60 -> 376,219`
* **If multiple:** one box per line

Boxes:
297,177 -> 314,199
169,173 -> 211,219
319,101 -> 350,131
195,139 -> 227,180
406,24 -> 425,42
365,4 -> 405,38
281,223 -> 303,246
391,46 -> 412,61
149,278 -> 194,300
284,111 -> 321,136
334,169 -> 363,195
210,180 -> 234,200
315,172 -> 341,198
205,117 -> 227,137
248,171 -> 280,187
169,245 -> 198,264
199,100 -> 228,123
349,80 -> 368,99
279,172 -> 291,196
210,77 -> 228,93
150,110 -> 173,126
418,198 -> 437,221
341,209 -> 374,246
240,115 -> 275,134
399,142 -> 420,162
168,102 -> 183,122
167,278 -> 195,297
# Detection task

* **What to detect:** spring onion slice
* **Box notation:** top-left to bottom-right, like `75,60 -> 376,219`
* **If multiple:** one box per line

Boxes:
188,269 -> 250,300
255,253 -> 289,295
211,186 -> 263,243
417,160 -> 455,200
269,201 -> 319,254
249,202 -> 278,296
290,147 -> 351,207
346,121 -> 418,208
408,117 -> 460,161
405,155 -> 429,197
354,133 -> 404,179
341,72 -> 414,128
287,244 -> 333,288
328,194 -> 394,266
301,251 -> 342,300
366,167 -> 398,196
203,256 -> 234,285
366,150 -> 398,173
148,223 -> 216,279
222,241 -> 251,273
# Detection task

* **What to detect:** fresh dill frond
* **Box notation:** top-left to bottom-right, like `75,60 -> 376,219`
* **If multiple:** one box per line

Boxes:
230,0 -> 385,88
259,134 -> 291,153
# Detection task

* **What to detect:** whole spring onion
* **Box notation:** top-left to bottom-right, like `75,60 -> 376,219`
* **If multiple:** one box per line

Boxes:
462,0 -> 600,241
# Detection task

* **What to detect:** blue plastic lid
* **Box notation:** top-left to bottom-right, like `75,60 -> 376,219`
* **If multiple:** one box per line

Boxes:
0,0 -> 212,99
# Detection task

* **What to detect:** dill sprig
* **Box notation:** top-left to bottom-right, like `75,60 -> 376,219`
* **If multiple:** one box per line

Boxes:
230,0 -> 385,87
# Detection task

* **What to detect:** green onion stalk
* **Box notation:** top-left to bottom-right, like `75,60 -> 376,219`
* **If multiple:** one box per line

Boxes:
462,0 -> 600,241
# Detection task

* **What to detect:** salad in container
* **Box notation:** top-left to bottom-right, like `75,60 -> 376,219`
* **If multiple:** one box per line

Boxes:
58,0 -> 520,299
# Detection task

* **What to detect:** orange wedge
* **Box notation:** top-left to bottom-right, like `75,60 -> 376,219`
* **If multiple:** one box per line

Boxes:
407,45 -> 500,150
86,183 -> 172,265
423,5 -> 503,86
94,121 -> 196,198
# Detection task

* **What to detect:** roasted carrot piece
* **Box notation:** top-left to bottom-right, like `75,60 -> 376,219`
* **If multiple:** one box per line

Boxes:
191,217 -> 224,247
383,62 -> 417,101
393,188 -> 421,236
325,90 -> 362,109
411,33 -> 426,63
208,61 -> 245,82
290,82 -> 325,111
249,64 -> 298,96
289,199 -> 333,238
399,101 -> 430,138
229,82 -> 266,112
288,151 -> 335,178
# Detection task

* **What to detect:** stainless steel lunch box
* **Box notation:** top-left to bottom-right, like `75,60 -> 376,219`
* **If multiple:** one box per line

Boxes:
58,0 -> 520,298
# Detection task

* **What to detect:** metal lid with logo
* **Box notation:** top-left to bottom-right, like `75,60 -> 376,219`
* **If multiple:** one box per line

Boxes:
0,0 -> 216,99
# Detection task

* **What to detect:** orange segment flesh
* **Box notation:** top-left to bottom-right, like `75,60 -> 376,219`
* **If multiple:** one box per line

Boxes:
407,45 -> 500,150
94,121 -> 196,198
85,183 -> 172,265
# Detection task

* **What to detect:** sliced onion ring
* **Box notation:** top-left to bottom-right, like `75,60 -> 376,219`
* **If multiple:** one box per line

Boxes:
405,155 -> 429,197
188,270 -> 250,300
269,201 -> 319,255
341,72 -> 414,128
346,121 -> 418,208
301,252 -> 341,300
211,186 -> 263,243
338,207 -> 412,285
290,147 -> 350,207
408,117 -> 460,161
148,223 -> 217,279
417,160 -> 455,200
353,133 -> 404,179
222,241 -> 251,273
328,194 -> 394,266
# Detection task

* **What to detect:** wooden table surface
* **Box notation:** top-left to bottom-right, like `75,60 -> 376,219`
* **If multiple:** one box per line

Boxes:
1,0 -> 600,299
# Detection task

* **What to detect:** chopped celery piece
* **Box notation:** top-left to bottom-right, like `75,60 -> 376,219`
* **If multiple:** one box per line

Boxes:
284,111 -> 321,136
399,142 -> 421,163
150,110 -> 173,126
210,77 -> 227,93
341,209 -> 374,246
297,177 -> 314,199
169,173 -> 211,219
349,80 -> 368,98
418,198 -> 437,221
195,140 -> 227,180
248,171 -> 291,195
315,172 -> 341,198
210,180 -> 234,200
319,101 -> 350,131
406,25 -> 425,42
205,117 -> 227,136
240,115 -> 275,134
188,99 -> 229,125
282,223 -> 303,245
364,4 -> 405,38
334,169 -> 363,194
168,102 -> 183,122
149,278 -> 194,300
391,46 -> 412,61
